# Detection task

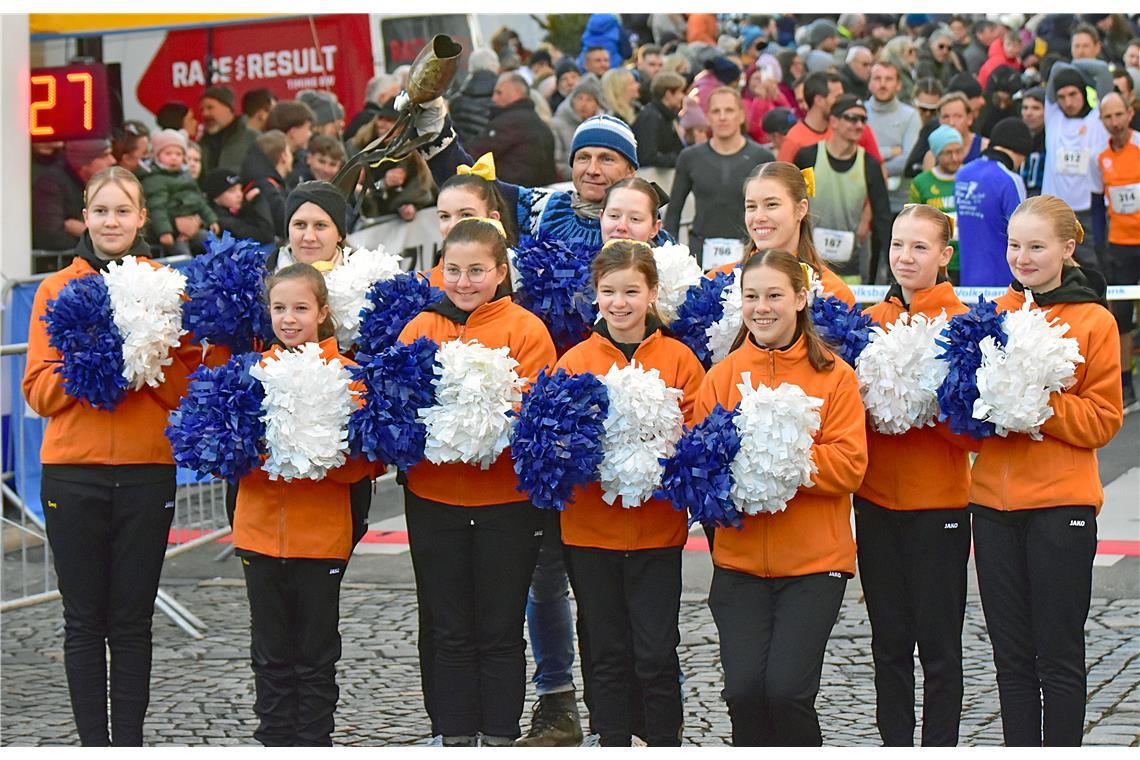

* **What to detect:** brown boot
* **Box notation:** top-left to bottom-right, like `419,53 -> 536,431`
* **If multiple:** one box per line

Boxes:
514,690 -> 584,747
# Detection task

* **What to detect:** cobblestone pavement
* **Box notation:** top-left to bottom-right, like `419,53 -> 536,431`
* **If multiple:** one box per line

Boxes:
2,575 -> 1138,747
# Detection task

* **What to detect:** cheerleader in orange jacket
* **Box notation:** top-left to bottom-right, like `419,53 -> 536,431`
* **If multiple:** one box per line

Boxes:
707,162 -> 857,307
22,167 -> 201,746
554,240 -> 706,746
970,196 -> 1123,747
397,218 -> 558,745
854,205 -> 972,746
232,263 -> 377,746
693,249 -> 867,747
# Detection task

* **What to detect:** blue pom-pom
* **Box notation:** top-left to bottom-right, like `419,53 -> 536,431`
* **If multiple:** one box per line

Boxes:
42,273 -> 127,410
166,352 -> 267,480
348,337 -> 440,469
181,231 -> 273,353
513,234 -> 597,352
657,405 -> 743,529
670,272 -> 733,367
355,272 -> 444,356
936,296 -> 1006,438
510,369 -> 609,510
810,294 -> 877,367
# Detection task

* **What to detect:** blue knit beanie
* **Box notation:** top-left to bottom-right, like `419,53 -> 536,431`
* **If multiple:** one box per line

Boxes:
928,124 -> 964,160
569,114 -> 639,170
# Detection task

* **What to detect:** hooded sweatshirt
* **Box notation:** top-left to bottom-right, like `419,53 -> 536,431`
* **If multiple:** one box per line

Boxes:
970,267 -> 1122,514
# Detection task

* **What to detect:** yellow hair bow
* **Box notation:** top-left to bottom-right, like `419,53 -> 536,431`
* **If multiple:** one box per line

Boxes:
601,237 -> 652,251
312,260 -> 336,273
457,216 -> 508,239
800,261 -> 813,286
456,152 -> 497,182
800,167 -> 816,198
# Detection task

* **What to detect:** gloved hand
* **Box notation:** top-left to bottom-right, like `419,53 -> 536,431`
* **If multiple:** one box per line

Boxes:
395,92 -> 447,136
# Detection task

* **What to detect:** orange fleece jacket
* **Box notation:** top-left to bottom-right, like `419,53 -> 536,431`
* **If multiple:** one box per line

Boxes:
232,338 -> 379,561
693,333 -> 867,578
969,288 -> 1123,513
857,282 -> 973,510
398,296 -> 558,506
555,329 -> 706,551
23,256 -> 201,465
706,260 -> 857,307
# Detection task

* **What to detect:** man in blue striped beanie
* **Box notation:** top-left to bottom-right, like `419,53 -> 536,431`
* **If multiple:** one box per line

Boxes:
399,91 -> 671,248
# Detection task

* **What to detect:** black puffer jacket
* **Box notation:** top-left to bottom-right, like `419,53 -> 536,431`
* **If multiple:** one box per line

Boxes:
469,98 -> 557,187
448,70 -> 499,145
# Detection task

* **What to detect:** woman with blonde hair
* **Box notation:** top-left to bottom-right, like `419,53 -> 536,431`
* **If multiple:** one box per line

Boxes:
601,68 -> 641,125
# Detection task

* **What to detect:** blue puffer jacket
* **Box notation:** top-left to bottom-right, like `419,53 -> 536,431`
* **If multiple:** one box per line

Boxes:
577,14 -> 632,70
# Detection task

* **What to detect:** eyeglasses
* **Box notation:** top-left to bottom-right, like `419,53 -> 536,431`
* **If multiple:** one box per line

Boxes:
840,113 -> 868,124
442,265 -> 493,284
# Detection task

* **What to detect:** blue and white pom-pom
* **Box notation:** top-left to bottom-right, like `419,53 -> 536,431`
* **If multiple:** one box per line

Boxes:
102,255 -> 187,389
42,274 -> 128,410
249,343 -> 356,481
659,376 -> 822,526
730,374 -> 822,514
972,301 -> 1083,440
355,272 -> 444,356
856,312 -> 950,435
936,297 -> 1006,438
811,293 -> 876,367
511,369 -> 610,510
657,405 -> 742,528
597,364 -> 685,507
166,352 -> 267,480
348,338 -> 440,470
420,339 -> 525,468
181,232 -> 273,353
669,270 -> 736,367
513,233 -> 597,351
325,245 -> 404,348
706,269 -> 743,364
652,243 -> 704,326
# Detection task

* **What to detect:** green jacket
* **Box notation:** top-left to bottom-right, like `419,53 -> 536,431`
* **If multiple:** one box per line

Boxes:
141,166 -> 217,237
198,115 -> 258,176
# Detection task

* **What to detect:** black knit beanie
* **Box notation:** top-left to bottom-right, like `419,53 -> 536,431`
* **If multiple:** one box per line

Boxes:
286,181 -> 347,239
989,117 -> 1033,157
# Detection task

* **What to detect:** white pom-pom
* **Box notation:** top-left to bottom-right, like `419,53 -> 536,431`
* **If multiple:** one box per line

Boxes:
325,246 -> 405,348
597,363 -> 685,507
251,343 -> 355,481
730,374 -> 822,514
706,268 -> 742,364
421,339 -> 524,468
652,243 -> 704,325
856,312 -> 950,435
973,302 -> 1083,439
102,255 -> 187,389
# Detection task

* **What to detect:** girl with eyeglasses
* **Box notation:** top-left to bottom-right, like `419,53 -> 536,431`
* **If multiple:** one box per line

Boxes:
398,218 -> 558,746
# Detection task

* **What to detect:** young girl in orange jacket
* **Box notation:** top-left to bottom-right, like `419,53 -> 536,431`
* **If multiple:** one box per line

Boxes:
232,263 -> 376,746
397,218 -> 558,746
22,167 -> 200,746
854,205 -> 971,746
708,162 -> 857,307
553,240 -> 705,746
970,195 -> 1123,747
694,249 -> 867,746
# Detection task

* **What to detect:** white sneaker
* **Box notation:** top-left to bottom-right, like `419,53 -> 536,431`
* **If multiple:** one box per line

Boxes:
580,733 -> 601,747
